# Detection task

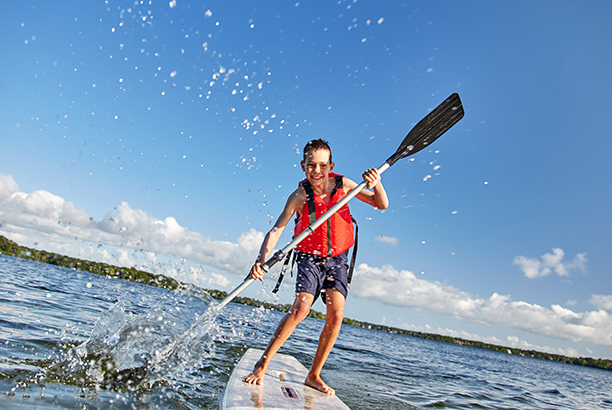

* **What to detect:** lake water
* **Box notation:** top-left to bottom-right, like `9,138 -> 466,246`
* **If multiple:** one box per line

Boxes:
1,253 -> 611,409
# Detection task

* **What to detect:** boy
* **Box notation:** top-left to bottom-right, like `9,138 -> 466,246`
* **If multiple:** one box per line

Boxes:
243,139 -> 389,395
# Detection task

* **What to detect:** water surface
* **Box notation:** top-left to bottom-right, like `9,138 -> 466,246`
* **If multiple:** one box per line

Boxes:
1,254 -> 611,409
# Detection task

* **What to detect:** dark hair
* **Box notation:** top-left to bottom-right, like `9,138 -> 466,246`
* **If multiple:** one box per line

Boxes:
303,139 -> 332,162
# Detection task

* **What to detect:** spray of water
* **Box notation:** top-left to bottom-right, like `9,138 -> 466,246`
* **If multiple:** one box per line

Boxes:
54,285 -> 222,392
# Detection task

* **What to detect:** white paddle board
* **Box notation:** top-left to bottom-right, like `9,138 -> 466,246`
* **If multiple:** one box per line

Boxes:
219,348 -> 351,410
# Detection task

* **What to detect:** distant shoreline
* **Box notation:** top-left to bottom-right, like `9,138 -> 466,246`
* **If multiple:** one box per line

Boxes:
1,234 -> 610,372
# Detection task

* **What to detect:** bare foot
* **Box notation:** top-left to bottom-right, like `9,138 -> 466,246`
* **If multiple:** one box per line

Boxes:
305,373 -> 335,395
243,358 -> 268,385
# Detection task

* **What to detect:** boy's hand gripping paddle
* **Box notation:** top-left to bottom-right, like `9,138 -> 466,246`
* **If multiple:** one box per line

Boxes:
216,93 -> 464,309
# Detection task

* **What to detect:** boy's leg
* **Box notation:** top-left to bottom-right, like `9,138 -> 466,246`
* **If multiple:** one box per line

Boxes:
305,288 -> 345,395
243,292 -> 314,385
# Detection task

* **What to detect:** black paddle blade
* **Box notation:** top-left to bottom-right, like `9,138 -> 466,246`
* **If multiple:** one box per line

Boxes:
387,93 -> 464,166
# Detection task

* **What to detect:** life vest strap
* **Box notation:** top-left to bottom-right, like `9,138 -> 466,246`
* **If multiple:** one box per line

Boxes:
272,249 -> 295,294
347,216 -> 358,284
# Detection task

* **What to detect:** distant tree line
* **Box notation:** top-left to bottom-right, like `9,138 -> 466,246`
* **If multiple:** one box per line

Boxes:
1,234 -> 610,372
0,235 -> 178,290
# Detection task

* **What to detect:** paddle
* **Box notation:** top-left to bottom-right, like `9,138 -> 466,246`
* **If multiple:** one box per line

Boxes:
216,93 -> 464,309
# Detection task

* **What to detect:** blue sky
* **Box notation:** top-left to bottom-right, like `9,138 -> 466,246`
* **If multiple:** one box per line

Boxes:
2,0 -> 611,359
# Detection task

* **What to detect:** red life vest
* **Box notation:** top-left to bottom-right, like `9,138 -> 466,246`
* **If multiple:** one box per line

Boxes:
294,174 -> 354,257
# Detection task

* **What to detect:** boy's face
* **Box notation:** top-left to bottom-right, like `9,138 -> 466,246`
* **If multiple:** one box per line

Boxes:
301,148 -> 334,184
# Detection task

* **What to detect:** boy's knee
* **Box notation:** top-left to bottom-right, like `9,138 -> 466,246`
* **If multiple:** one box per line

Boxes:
290,294 -> 313,321
325,309 -> 344,327
294,306 -> 311,321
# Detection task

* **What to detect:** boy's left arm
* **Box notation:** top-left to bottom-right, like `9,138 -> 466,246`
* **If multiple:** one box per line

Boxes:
346,168 -> 389,210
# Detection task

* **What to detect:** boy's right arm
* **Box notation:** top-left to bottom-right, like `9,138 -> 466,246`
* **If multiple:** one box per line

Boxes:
248,187 -> 305,281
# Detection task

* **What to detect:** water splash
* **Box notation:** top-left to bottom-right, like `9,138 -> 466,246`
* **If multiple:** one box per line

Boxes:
53,285 -> 221,392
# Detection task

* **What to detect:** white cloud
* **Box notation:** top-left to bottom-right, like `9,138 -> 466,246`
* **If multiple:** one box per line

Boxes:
0,173 -> 262,281
590,295 -> 612,311
512,255 -> 542,279
167,266 -> 232,289
116,248 -> 135,267
208,272 -> 233,288
350,263 -> 612,346
0,174 -> 20,199
513,248 -> 588,279
374,235 -> 399,246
